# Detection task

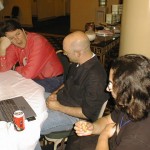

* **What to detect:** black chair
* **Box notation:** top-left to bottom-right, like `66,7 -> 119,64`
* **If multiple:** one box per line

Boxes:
4,6 -> 19,20
56,50 -> 70,81
44,100 -> 108,150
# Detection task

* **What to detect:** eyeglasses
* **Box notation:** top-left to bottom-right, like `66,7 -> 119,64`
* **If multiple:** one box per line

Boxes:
63,49 -> 74,56
107,81 -> 113,92
63,50 -> 68,56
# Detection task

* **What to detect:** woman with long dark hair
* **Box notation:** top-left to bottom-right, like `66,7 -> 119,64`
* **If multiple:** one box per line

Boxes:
75,54 -> 150,150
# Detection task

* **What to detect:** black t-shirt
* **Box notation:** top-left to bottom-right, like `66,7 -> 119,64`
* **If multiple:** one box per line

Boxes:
110,109 -> 150,150
57,56 -> 109,122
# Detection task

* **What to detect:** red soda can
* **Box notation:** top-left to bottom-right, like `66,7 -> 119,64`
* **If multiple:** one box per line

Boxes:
13,110 -> 25,131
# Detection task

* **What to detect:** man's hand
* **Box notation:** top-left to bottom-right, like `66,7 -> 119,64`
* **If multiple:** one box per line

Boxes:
46,93 -> 61,110
48,93 -> 57,101
0,37 -> 11,56
46,99 -> 61,111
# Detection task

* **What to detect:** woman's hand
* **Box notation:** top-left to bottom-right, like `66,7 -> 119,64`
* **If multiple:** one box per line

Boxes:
100,123 -> 116,139
95,123 -> 116,150
74,120 -> 94,136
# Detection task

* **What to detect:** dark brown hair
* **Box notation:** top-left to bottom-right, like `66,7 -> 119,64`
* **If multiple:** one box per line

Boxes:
111,54 -> 150,121
0,19 -> 22,37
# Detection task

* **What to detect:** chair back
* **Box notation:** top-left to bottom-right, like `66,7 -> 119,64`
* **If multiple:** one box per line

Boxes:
98,100 -> 108,118
44,100 -> 108,150
11,6 -> 19,18
56,50 -> 70,81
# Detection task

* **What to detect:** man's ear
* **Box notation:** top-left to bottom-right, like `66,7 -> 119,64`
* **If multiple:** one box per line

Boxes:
74,51 -> 81,57
22,28 -> 25,34
22,28 -> 27,39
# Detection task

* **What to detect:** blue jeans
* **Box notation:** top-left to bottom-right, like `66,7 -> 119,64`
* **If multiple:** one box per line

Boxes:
33,75 -> 64,93
41,109 -> 79,135
34,142 -> 42,150
34,109 -> 79,150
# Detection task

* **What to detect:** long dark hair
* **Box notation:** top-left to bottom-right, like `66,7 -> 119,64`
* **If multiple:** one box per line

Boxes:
111,54 -> 150,121
0,19 -> 22,37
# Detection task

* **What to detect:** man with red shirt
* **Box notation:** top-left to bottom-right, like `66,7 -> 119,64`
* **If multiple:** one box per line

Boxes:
0,19 -> 64,93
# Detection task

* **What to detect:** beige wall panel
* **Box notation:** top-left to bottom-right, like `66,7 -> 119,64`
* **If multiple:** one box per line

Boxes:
65,0 -> 70,15
119,0 -> 150,58
37,0 -> 65,20
31,0 -> 38,17
54,0 -> 65,16
0,0 -> 32,26
37,0 -> 55,20
70,0 -> 97,31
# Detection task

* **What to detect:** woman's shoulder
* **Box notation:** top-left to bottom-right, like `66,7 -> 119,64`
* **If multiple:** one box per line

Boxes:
123,115 -> 150,140
115,116 -> 150,150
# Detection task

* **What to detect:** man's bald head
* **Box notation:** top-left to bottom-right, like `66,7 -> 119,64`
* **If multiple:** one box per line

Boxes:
63,31 -> 93,64
63,31 -> 90,53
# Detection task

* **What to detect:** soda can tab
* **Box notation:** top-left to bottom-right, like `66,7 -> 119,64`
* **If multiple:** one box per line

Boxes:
13,110 -> 25,131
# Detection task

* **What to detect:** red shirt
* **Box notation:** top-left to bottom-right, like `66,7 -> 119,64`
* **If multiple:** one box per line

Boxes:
0,32 -> 64,79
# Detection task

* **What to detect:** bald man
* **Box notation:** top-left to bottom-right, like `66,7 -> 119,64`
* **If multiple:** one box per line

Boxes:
40,31 -> 109,141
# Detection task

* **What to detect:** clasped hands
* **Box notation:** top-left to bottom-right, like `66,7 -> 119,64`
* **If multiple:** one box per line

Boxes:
46,92 -> 61,111
74,120 -> 116,139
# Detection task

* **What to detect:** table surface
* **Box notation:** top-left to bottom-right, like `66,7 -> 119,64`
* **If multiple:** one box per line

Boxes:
91,34 -> 120,66
0,70 -> 48,150
92,34 -> 120,47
